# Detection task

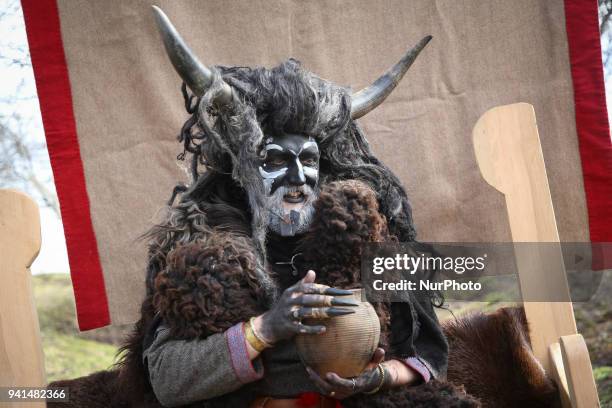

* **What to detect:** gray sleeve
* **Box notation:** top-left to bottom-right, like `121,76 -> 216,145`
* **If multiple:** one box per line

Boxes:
143,323 -> 264,407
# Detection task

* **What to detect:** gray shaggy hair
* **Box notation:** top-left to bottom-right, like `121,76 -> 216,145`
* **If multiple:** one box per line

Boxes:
145,59 -> 418,302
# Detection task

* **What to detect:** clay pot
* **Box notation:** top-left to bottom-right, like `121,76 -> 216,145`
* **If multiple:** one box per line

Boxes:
294,288 -> 380,377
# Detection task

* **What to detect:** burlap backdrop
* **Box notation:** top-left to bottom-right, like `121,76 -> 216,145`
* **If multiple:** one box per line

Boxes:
54,0 -> 587,326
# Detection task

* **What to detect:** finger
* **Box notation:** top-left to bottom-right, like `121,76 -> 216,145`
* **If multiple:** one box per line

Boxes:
324,372 -> 355,389
372,348 -> 385,364
284,272 -> 320,298
302,270 -> 316,283
306,367 -> 334,393
290,294 -> 334,307
324,287 -> 353,296
286,270 -> 317,295
300,283 -> 354,297
300,282 -> 331,295
291,294 -> 359,307
297,307 -> 356,319
358,367 -> 382,390
365,348 -> 385,370
294,322 -> 326,334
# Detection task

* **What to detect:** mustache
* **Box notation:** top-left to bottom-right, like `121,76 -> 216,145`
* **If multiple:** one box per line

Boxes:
266,184 -> 319,236
267,184 -> 318,221
274,184 -> 316,197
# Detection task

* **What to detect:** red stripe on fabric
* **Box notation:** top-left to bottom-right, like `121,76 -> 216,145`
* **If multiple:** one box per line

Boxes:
564,0 -> 612,269
21,0 -> 110,330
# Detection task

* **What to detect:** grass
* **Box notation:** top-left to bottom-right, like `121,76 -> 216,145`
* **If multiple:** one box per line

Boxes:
33,274 -> 79,334
32,273 -> 122,382
594,367 -> 612,407
41,331 -> 118,382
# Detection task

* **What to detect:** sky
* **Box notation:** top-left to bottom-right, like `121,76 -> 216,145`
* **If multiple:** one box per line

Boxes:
0,1 -> 610,276
0,0 -> 69,274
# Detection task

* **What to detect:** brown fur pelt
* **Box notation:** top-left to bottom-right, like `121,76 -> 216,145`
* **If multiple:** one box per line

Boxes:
48,306 -> 556,408
47,370 -> 162,408
341,380 -> 480,408
443,307 -> 560,408
300,180 -> 477,407
152,231 -> 266,339
47,183 -> 556,407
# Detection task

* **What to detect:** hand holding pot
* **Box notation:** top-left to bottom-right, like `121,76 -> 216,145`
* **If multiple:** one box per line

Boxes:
256,270 -> 358,344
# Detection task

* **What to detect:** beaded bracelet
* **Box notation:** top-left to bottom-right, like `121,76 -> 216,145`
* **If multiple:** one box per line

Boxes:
363,363 -> 386,395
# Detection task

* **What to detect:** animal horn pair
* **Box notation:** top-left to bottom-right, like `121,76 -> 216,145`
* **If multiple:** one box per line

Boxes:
151,6 -> 431,118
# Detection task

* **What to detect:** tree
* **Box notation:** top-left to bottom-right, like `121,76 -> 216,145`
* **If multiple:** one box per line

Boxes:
0,0 -> 60,217
599,0 -> 612,137
599,0 -> 612,64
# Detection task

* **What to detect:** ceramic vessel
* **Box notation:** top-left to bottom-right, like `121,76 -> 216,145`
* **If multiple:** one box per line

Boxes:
294,288 -> 380,377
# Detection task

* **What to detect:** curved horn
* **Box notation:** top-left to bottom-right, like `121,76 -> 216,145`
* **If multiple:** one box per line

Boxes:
152,6 -> 232,104
351,36 -> 432,119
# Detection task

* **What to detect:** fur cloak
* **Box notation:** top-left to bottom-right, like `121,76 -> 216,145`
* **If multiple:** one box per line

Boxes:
48,181 -> 559,407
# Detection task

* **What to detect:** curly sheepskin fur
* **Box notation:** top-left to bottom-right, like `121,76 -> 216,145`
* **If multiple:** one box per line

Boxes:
300,180 -> 393,288
299,181 -> 477,407
298,180 -> 393,346
153,232 -> 266,339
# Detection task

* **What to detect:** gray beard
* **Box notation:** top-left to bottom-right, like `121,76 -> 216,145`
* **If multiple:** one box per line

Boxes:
266,185 -> 318,236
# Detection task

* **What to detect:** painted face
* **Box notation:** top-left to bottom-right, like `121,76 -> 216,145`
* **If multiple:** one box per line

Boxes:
259,134 -> 319,194
258,134 -> 320,236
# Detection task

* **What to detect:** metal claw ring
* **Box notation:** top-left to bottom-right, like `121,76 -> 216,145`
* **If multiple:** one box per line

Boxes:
351,378 -> 357,392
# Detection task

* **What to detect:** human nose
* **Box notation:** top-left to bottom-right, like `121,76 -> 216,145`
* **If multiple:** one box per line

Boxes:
286,158 -> 306,186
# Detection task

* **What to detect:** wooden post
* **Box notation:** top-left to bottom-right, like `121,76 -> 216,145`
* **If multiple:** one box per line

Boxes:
0,190 -> 46,408
560,334 -> 600,408
472,103 -> 599,407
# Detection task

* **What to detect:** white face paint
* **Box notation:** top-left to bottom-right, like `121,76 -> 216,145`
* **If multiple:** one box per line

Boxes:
264,144 -> 283,152
302,141 -> 317,151
258,136 -> 319,194
303,166 -> 318,179
258,167 -> 288,179
258,166 -> 288,191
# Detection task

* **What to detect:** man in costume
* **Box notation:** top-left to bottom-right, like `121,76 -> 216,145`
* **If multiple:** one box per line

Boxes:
46,5 -> 563,407
127,7 -> 455,408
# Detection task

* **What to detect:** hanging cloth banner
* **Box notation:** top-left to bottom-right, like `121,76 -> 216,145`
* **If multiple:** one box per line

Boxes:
22,0 -> 612,330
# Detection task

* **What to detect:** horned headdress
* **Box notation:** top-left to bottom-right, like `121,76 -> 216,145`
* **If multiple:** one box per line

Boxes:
152,6 -> 431,119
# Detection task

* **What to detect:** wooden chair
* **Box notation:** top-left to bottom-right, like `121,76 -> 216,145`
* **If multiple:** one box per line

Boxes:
473,103 -> 600,407
0,103 -> 601,407
0,190 -> 46,408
